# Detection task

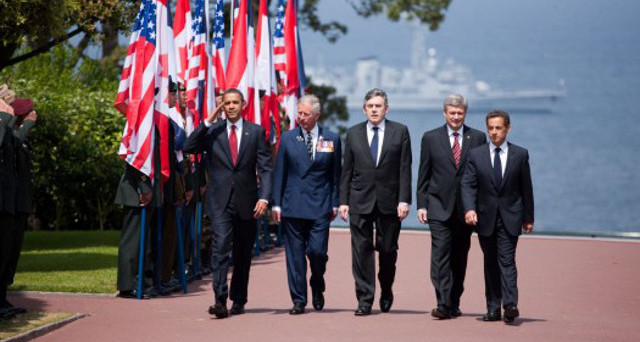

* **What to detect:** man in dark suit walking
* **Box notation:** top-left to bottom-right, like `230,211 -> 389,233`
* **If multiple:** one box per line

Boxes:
339,88 -> 412,316
184,88 -> 272,319
462,109 -> 534,323
416,94 -> 486,319
272,94 -> 341,315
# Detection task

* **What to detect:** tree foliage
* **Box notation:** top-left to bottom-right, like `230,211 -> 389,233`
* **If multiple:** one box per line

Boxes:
0,0 -> 138,69
1,46 -> 125,230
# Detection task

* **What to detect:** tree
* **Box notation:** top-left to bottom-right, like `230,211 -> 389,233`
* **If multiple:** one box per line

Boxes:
0,0 -> 139,70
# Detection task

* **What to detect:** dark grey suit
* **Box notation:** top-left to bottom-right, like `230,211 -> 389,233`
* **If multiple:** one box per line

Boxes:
417,124 -> 485,310
184,119 -> 272,306
462,142 -> 534,313
340,119 -> 411,307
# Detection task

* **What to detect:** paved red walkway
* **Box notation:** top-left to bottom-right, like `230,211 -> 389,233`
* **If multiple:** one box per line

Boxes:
9,230 -> 640,342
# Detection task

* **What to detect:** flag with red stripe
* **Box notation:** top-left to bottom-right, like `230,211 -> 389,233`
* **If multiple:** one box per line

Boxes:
116,0 -> 158,177
227,0 -> 257,123
255,0 -> 280,144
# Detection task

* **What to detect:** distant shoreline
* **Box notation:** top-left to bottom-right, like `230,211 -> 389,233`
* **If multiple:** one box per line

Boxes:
329,226 -> 640,241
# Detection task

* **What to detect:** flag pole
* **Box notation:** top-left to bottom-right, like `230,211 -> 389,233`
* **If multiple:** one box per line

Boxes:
137,207 -> 147,300
175,206 -> 188,293
155,208 -> 163,293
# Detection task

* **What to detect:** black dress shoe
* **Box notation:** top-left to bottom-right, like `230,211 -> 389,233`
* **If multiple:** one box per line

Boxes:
230,303 -> 245,315
118,290 -> 150,299
3,301 -> 27,314
289,303 -> 305,315
209,304 -> 229,318
379,296 -> 394,313
482,311 -> 502,322
503,306 -> 520,323
450,307 -> 462,317
431,306 -> 451,319
312,290 -> 324,311
0,307 -> 16,320
354,306 -> 371,316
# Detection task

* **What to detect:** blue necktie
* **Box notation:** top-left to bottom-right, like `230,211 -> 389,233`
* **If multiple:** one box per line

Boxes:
370,126 -> 379,165
493,147 -> 502,188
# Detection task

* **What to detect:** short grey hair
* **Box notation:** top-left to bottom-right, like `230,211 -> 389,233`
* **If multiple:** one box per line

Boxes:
363,88 -> 389,106
299,94 -> 321,115
443,94 -> 468,111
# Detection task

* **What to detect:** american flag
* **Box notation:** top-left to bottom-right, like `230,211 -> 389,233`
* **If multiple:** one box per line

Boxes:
173,0 -> 192,87
227,0 -> 257,123
156,0 -> 185,183
255,0 -> 280,144
115,0 -> 158,177
186,0 -> 214,127
212,0 -> 226,94
272,0 -> 305,129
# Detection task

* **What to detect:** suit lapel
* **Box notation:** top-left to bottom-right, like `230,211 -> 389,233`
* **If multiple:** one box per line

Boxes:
458,125 -> 474,174
378,121 -> 395,165
236,122 -> 250,167
481,145 -> 498,189
356,123 -> 376,167
439,125 -> 456,168
217,121 -> 234,168
294,126 -> 313,171
499,143 -> 516,192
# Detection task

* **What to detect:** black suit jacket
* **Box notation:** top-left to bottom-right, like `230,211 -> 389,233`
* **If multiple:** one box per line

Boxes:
0,111 -> 17,214
417,124 -> 486,221
183,119 -> 272,220
340,120 -> 412,215
461,142 -> 534,237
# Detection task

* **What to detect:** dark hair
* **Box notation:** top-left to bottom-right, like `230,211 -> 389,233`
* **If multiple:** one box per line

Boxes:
486,109 -> 510,126
223,88 -> 245,102
363,88 -> 388,106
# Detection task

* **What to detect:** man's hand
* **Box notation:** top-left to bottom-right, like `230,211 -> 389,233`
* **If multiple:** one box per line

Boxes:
0,99 -> 14,114
254,200 -> 268,219
339,205 -> 349,222
272,208 -> 281,224
24,110 -> 37,122
397,203 -> 409,221
199,185 -> 206,197
206,102 -> 224,124
184,190 -> 194,204
523,222 -> 534,234
464,210 -> 478,226
139,192 -> 152,207
417,209 -> 428,224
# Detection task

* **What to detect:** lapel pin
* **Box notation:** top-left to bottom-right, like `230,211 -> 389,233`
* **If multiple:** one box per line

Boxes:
296,136 -> 304,142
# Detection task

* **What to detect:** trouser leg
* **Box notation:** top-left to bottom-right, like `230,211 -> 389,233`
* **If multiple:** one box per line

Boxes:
349,212 -> 375,307
428,220 -> 453,308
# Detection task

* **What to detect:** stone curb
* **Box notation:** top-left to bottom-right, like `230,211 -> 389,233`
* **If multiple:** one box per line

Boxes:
4,313 -> 88,342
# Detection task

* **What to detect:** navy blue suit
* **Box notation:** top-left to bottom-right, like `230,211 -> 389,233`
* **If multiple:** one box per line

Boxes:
273,125 -> 341,306
462,142 -> 534,313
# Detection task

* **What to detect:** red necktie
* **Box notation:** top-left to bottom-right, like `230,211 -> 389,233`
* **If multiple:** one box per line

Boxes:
229,124 -> 238,166
452,132 -> 461,168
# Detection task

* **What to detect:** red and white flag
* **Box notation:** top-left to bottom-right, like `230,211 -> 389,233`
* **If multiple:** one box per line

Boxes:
186,0 -> 214,129
115,0 -> 159,177
212,0 -> 227,95
227,0 -> 257,123
173,0 -> 192,87
255,0 -> 280,144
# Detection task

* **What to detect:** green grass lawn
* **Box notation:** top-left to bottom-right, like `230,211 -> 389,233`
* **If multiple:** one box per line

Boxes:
10,231 -> 120,294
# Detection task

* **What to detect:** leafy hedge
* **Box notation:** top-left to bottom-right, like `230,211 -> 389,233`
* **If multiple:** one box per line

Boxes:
1,46 -> 126,230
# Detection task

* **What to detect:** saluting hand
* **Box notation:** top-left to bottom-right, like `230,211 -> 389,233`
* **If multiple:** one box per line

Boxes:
206,102 -> 225,124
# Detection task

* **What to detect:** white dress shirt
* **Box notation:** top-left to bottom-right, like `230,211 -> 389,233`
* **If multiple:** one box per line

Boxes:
366,119 -> 386,166
489,141 -> 508,177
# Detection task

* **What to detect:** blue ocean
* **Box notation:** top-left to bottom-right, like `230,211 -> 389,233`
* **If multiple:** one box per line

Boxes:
305,0 -> 640,234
